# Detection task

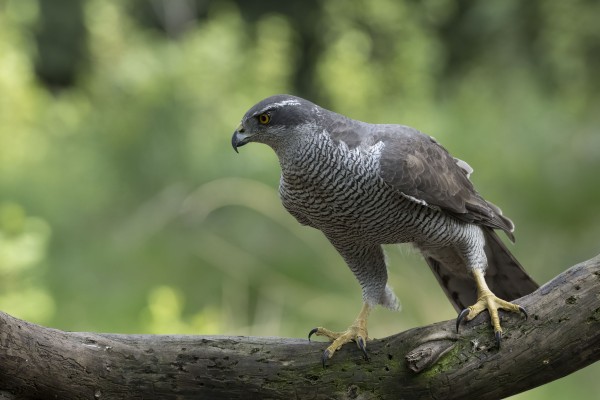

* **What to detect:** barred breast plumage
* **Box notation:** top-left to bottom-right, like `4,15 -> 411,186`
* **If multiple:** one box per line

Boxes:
279,129 -> 460,247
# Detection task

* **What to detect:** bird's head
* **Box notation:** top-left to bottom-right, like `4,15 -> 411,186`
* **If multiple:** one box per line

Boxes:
231,94 -> 320,153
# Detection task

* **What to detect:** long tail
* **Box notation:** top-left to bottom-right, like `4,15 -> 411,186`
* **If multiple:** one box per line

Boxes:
423,229 -> 539,312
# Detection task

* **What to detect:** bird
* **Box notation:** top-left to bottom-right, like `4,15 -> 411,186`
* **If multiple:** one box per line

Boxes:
231,94 -> 538,366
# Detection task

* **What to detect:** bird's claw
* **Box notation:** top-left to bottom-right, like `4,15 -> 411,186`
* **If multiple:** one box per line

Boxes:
309,326 -> 369,367
518,305 -> 528,320
320,336 -> 368,368
495,330 -> 502,349
456,308 -> 470,332
495,305 -> 529,349
456,300 -> 529,349
310,304 -> 371,367
321,349 -> 330,368
357,336 -> 369,361
308,327 -> 319,342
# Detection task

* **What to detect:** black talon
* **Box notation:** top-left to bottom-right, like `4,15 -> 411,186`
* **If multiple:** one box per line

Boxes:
357,337 -> 369,361
321,349 -> 330,368
456,308 -> 470,333
518,306 -> 528,320
308,328 -> 319,342
495,331 -> 502,349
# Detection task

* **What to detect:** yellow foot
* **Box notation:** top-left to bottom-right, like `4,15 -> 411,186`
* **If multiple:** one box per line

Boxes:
456,289 -> 528,348
308,303 -> 371,367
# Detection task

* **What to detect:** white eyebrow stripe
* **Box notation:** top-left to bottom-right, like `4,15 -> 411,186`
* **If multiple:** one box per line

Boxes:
255,99 -> 301,115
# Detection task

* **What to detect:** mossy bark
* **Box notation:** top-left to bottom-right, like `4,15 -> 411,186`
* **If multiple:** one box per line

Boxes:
0,256 -> 598,399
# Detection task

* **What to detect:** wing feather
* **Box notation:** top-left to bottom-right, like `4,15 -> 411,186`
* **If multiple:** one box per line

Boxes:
329,122 -> 514,239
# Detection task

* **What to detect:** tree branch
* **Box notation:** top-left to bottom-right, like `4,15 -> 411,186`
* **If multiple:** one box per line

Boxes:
0,256 -> 599,399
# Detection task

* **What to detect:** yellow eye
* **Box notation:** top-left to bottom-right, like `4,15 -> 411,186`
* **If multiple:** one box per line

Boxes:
258,113 -> 271,125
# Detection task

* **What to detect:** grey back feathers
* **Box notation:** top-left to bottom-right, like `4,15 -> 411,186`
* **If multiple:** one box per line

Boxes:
234,94 -> 538,312
327,121 -> 515,241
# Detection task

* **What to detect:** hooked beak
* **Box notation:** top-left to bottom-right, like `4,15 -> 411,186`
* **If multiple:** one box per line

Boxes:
231,123 -> 251,153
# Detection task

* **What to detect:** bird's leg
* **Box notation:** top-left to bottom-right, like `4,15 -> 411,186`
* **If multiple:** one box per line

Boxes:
309,303 -> 371,366
456,269 -> 528,347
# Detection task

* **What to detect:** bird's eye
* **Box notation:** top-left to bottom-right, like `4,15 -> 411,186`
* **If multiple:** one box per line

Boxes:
258,113 -> 271,125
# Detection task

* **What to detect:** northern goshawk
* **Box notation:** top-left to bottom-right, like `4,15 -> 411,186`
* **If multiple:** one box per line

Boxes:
231,94 -> 538,365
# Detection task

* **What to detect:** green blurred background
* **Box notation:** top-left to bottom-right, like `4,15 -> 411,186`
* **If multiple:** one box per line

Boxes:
1,0 -> 599,398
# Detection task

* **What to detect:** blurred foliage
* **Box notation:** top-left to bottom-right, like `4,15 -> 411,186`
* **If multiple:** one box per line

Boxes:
0,0 -> 599,398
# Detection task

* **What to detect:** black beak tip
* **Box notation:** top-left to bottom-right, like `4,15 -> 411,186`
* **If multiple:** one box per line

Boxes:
231,132 -> 240,153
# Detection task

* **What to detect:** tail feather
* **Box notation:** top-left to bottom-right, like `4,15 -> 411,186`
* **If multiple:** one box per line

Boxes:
423,229 -> 538,312
482,229 -> 538,301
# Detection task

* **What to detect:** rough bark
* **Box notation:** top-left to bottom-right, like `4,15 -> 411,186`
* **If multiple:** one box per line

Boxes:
0,256 -> 599,400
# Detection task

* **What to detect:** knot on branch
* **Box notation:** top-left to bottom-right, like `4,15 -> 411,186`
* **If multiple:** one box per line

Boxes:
405,333 -> 457,373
